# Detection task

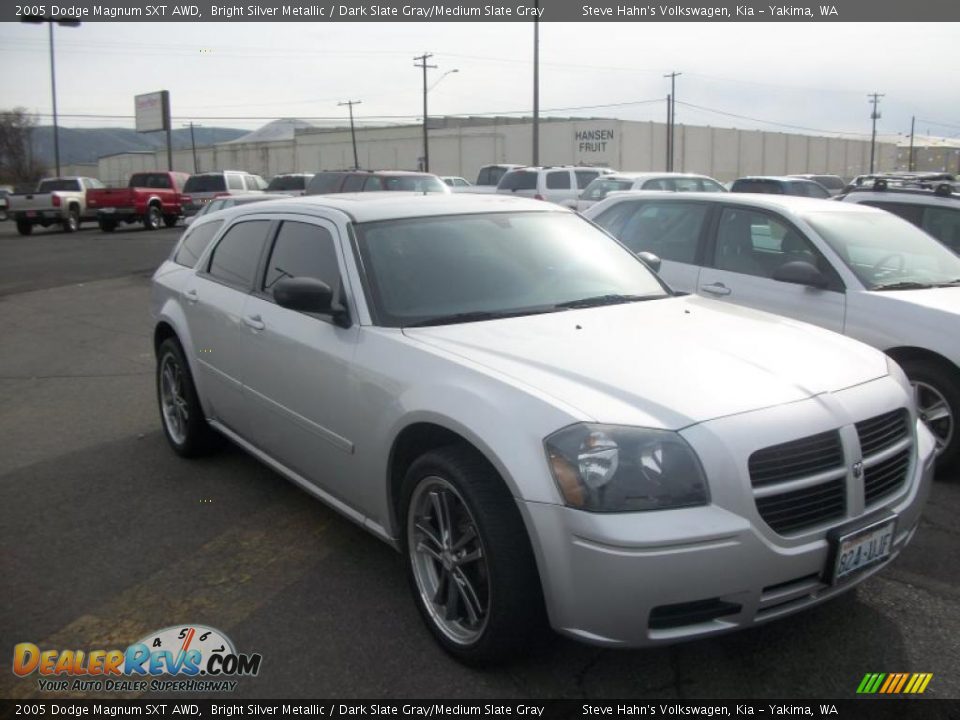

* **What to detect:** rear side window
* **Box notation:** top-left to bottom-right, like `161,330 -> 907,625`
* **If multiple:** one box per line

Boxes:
130,173 -> 171,189
227,175 -> 244,191
498,171 -> 537,191
306,173 -> 344,195
731,179 -> 784,194
38,179 -> 82,192
574,170 -> 600,189
859,201 -> 924,226
477,168 -> 492,185
174,220 -> 224,267
603,201 -> 708,264
263,221 -> 340,295
207,220 -> 271,288
790,181 -> 830,199
342,174 -> 367,192
546,171 -> 571,189
922,207 -> 960,252
183,176 -> 227,193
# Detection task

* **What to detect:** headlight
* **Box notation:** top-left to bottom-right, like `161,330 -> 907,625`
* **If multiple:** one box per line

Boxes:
544,423 -> 710,512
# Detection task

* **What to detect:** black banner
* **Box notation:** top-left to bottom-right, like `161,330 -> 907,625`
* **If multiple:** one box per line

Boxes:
0,700 -> 957,720
3,0 -> 960,22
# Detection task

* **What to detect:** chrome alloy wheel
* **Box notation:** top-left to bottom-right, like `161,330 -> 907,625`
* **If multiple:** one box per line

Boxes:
160,353 -> 189,445
408,476 -> 490,645
914,380 -> 954,457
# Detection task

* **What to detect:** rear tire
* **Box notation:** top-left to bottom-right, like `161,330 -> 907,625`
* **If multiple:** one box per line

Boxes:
156,337 -> 219,457
163,214 -> 179,228
16,219 -> 33,236
99,218 -> 116,232
901,358 -> 959,471
144,204 -> 162,231
401,445 -> 546,664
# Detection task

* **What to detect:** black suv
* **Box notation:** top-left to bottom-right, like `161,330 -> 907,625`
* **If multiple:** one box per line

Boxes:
304,170 -> 450,195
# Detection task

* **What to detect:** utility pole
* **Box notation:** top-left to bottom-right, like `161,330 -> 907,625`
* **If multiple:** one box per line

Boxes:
185,122 -> 200,173
665,94 -> 672,171
414,53 -> 437,172
868,92 -> 884,174
664,72 -> 681,171
338,100 -> 362,169
21,17 -> 80,176
908,115 -> 916,172
532,2 -> 540,166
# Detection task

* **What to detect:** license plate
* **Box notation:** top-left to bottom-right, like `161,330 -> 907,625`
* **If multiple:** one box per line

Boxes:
26,210 -> 37,218
831,518 -> 896,583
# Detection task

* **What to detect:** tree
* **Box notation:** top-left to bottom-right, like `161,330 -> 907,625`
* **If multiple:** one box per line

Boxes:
0,108 -> 44,187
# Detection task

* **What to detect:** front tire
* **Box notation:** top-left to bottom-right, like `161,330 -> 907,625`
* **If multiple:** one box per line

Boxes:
401,446 -> 546,664
901,358 -> 959,470
144,204 -> 162,231
63,207 -> 80,233
156,338 -> 219,457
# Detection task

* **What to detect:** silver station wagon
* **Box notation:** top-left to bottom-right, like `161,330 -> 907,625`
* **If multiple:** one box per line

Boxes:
152,194 -> 934,663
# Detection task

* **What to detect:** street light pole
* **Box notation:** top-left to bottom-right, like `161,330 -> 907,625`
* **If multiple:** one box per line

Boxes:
182,122 -> 201,173
22,17 -> 80,177
533,2 -> 540,166
338,100 -> 362,169
868,92 -> 884,174
663,71 -> 681,172
414,53 -> 437,172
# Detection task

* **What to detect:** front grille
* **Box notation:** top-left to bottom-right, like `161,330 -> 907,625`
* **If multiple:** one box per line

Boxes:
748,430 -> 844,487
856,409 -> 909,457
649,598 -> 741,630
865,449 -> 912,504
754,479 -> 846,534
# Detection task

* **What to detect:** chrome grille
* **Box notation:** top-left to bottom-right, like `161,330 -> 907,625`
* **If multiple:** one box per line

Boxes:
754,479 -> 846,534
748,430 -> 844,487
864,449 -> 912,504
856,409 -> 909,457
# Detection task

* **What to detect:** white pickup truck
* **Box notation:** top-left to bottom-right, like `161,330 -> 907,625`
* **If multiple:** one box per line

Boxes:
8,177 -> 105,235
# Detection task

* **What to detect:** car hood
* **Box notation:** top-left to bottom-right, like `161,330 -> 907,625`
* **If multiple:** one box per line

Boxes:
869,285 -> 960,313
403,296 -> 888,430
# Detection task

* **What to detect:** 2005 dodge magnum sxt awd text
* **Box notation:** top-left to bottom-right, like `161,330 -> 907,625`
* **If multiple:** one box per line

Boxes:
151,193 -> 934,663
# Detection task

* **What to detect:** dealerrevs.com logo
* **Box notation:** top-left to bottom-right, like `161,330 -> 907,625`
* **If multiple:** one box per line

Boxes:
12,625 -> 262,693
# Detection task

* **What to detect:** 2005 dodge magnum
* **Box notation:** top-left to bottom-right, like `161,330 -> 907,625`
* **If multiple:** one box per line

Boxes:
151,194 -> 934,663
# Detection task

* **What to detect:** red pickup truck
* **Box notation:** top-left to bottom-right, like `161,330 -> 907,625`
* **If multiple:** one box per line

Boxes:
86,171 -> 191,231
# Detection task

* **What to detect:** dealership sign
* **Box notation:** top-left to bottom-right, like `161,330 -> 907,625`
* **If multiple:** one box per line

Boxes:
135,91 -> 171,133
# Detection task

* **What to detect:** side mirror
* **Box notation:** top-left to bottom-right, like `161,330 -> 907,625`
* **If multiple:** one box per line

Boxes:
773,260 -> 828,289
273,277 -> 351,326
636,251 -> 662,274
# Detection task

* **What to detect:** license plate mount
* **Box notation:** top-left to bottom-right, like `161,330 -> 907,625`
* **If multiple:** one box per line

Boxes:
826,514 -> 897,585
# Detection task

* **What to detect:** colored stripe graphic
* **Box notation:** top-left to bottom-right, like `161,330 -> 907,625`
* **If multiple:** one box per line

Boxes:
857,673 -> 932,694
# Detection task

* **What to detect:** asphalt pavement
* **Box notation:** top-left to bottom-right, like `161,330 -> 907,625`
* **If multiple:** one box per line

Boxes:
0,221 -> 957,701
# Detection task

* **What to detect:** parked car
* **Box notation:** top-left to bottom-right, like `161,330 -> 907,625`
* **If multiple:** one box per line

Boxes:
7,176 -> 105,235
585,191 -> 960,466
86,171 -> 191,232
304,170 -> 450,195
183,193 -> 290,226
496,165 -> 614,205
731,176 -> 831,199
441,176 -> 472,189
266,173 -> 313,196
455,164 -> 524,194
844,172 -> 955,194
0,187 -> 12,221
837,181 -> 960,254
152,193 -> 933,663
790,174 -> 847,196
181,171 -> 267,217
574,172 -> 726,212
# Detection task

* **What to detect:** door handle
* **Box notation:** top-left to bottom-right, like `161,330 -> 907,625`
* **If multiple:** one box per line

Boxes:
184,289 -> 199,304
243,314 -> 265,331
701,282 -> 732,296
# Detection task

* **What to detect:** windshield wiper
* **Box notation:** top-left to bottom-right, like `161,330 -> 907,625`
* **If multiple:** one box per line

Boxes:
404,307 -> 562,328
872,281 -> 934,291
554,293 -> 661,309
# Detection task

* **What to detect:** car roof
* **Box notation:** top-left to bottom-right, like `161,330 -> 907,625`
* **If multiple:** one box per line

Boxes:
598,190 -> 876,216
223,192 -> 565,223
733,176 -> 817,183
598,172 -> 716,182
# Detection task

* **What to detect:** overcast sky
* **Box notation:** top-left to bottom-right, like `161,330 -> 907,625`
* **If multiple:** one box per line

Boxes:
1,21 -> 958,140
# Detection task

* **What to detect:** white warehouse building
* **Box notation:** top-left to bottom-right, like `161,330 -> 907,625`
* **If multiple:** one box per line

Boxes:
96,116 -> 898,188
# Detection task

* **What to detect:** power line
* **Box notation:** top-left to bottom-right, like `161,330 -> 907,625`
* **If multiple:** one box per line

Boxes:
674,100 -> 873,138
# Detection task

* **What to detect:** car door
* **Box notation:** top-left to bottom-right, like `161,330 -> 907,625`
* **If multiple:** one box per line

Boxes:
183,219 -> 273,430
697,205 -> 846,332
238,217 -> 362,507
589,198 -> 709,292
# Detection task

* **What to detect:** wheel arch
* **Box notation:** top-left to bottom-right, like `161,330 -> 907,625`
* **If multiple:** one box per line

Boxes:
885,346 -> 960,380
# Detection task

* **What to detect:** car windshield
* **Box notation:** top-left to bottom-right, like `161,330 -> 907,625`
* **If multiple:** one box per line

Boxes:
183,176 -> 227,193
583,177 -> 635,201
354,211 -> 669,327
266,176 -> 306,191
805,211 -> 960,289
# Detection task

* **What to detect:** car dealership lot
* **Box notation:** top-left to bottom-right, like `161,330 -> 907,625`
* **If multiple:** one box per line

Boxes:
0,222 -> 958,699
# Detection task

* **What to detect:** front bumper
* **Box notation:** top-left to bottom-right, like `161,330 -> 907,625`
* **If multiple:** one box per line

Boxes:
520,384 -> 935,647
